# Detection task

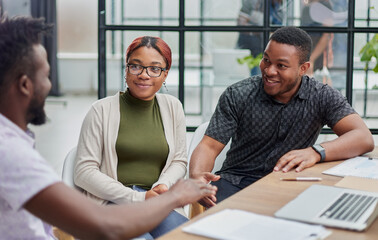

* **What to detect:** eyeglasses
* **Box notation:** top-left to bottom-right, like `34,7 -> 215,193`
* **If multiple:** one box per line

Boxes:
126,63 -> 167,77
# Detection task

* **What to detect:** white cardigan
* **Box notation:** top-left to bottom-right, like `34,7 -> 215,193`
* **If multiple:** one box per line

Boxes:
74,92 -> 188,205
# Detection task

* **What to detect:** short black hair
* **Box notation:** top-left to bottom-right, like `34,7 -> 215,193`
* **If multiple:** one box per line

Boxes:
269,26 -> 312,64
0,16 -> 52,95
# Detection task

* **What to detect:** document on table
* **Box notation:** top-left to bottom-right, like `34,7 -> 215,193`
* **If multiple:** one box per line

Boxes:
335,176 -> 378,193
322,156 -> 378,179
182,209 -> 331,240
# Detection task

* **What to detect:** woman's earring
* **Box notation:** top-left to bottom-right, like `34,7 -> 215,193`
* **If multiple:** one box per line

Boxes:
163,81 -> 168,92
123,75 -> 127,89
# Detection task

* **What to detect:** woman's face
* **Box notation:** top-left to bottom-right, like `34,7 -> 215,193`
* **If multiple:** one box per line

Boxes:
125,46 -> 168,101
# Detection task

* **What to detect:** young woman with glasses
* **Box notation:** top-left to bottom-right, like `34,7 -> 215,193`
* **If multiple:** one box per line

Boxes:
73,36 -> 188,239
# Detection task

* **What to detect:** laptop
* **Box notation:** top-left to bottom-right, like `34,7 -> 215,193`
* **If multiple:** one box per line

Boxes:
274,184 -> 378,231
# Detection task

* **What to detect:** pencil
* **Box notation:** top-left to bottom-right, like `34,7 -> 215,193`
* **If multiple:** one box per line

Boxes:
280,177 -> 322,181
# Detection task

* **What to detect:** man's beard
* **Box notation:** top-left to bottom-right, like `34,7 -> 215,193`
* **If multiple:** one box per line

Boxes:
27,96 -> 47,125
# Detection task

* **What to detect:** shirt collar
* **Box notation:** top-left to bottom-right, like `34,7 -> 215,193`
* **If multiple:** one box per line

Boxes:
0,113 -> 35,147
296,75 -> 311,100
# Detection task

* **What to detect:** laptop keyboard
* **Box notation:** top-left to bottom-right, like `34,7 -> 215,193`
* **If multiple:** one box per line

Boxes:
320,193 -> 377,222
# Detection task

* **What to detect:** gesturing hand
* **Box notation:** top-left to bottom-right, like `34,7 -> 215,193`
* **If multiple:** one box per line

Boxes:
169,179 -> 217,207
191,172 -> 220,208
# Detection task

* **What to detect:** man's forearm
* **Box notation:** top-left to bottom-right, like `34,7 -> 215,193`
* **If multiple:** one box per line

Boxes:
320,129 -> 374,162
189,136 -> 225,178
99,191 -> 181,239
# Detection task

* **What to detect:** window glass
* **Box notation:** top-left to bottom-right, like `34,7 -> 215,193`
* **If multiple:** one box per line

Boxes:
106,0 -> 179,26
355,0 -> 378,27
185,0 -> 242,26
58,0 -> 97,53
299,0 -> 348,27
353,33 -> 378,125
94,0 -> 378,132
184,0 -> 287,27
307,32 -> 348,92
185,31 -> 253,124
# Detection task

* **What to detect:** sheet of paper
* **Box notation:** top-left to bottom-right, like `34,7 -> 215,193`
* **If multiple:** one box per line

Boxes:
182,209 -> 331,240
335,176 -> 378,193
323,156 -> 378,179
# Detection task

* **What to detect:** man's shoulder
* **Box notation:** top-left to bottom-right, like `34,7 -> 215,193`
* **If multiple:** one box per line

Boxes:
0,129 -> 38,168
222,76 -> 261,101
227,76 -> 261,93
231,75 -> 260,86
302,76 -> 337,96
0,126 -> 25,148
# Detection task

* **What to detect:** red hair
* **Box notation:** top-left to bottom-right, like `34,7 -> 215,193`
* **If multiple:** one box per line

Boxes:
126,36 -> 172,70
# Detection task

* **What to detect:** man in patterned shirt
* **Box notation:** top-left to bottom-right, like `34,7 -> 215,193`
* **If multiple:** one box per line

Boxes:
190,26 -> 374,208
0,16 -> 216,239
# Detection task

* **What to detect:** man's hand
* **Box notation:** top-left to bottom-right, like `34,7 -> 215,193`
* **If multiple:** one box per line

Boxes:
168,179 -> 217,208
273,147 -> 321,173
195,172 -> 221,184
191,172 -> 220,208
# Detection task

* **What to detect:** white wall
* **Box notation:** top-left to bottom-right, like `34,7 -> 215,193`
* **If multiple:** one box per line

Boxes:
58,54 -> 125,94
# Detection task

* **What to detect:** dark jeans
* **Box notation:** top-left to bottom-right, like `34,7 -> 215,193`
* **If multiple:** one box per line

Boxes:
212,177 -> 259,203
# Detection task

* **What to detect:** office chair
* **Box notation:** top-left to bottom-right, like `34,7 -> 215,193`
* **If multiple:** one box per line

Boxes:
54,147 -> 81,240
61,146 -> 83,191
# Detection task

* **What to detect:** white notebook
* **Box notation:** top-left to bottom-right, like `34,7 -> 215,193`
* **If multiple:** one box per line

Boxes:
183,209 -> 331,240
322,156 -> 378,179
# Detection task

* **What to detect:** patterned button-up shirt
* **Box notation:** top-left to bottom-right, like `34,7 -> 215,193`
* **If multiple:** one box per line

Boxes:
206,75 -> 355,185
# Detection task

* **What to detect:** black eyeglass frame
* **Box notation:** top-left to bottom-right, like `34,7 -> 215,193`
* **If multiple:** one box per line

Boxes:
126,63 -> 167,77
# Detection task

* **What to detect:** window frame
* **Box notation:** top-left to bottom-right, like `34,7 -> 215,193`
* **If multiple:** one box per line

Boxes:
98,0 -> 378,134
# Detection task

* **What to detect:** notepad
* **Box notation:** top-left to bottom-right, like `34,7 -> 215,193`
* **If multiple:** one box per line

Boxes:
322,157 -> 378,179
335,176 -> 378,193
182,209 -> 331,240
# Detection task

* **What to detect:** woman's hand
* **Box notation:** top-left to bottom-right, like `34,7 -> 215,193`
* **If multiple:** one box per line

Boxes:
145,184 -> 168,199
145,189 -> 159,199
151,184 -> 168,194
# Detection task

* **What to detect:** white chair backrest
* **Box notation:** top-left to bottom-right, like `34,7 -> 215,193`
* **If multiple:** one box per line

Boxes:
62,147 -> 82,191
187,122 -> 231,177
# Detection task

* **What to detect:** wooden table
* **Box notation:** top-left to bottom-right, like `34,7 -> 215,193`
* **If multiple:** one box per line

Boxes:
159,147 -> 378,240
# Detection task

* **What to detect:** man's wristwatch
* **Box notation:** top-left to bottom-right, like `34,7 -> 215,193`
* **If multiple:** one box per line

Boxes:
312,144 -> 325,163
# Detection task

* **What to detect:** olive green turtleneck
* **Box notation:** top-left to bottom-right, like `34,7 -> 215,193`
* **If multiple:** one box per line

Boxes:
116,90 -> 169,190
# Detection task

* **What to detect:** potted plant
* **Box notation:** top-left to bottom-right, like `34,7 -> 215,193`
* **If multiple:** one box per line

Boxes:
359,33 -> 378,73
237,53 -> 263,72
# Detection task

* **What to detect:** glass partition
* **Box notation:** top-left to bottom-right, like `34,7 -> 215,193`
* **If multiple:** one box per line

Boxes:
353,33 -> 378,120
99,0 -> 378,133
106,0 -> 179,26
355,0 -> 378,27
184,31 -> 252,124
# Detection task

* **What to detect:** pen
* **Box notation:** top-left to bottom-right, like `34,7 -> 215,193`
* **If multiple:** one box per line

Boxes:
280,177 -> 322,181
